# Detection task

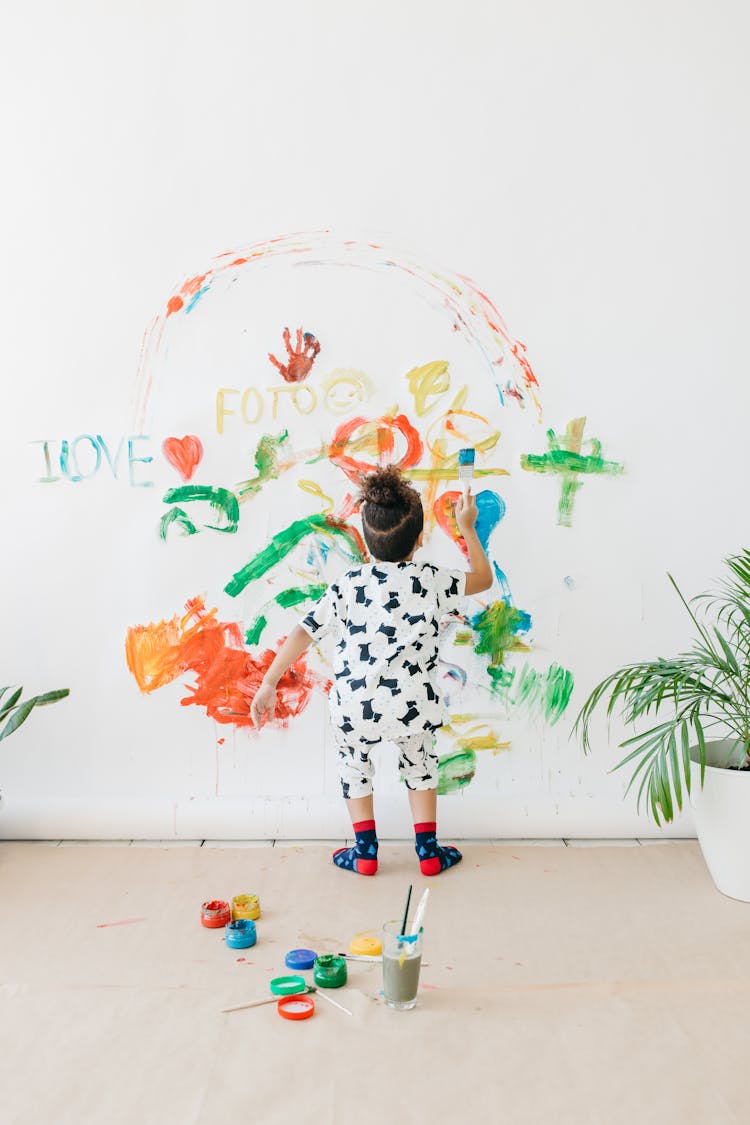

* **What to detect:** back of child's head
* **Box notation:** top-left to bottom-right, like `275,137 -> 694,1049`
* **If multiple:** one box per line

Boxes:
359,465 -> 424,562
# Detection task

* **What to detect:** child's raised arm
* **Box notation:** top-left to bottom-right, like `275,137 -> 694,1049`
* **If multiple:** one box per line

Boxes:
455,487 -> 493,595
250,624 -> 312,728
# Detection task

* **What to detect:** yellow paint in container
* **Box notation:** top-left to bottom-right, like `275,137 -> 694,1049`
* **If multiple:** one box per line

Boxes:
349,933 -> 382,957
231,894 -> 261,921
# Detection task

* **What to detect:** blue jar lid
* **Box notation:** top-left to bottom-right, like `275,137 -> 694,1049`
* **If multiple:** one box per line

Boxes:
285,948 -> 317,971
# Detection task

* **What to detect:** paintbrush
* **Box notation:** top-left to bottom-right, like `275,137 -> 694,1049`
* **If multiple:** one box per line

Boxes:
223,984 -> 353,1016
400,884 -> 412,937
458,448 -> 475,488
410,888 -> 430,936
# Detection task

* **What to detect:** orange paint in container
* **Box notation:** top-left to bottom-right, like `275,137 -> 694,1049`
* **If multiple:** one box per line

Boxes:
201,900 -> 231,928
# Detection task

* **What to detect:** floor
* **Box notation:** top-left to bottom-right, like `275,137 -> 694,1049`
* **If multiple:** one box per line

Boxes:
1,838 -> 746,1125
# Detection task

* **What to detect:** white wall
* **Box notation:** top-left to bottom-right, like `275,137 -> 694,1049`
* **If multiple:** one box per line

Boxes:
1,0 -> 748,838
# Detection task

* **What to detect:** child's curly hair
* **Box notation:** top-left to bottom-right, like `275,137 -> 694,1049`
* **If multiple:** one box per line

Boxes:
359,465 -> 424,562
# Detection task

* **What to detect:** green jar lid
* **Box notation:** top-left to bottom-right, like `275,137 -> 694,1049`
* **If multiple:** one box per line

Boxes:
269,974 -> 306,996
313,954 -> 348,989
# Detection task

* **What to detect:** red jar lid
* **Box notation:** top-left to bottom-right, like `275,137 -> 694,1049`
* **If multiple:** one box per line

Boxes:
278,995 -> 315,1021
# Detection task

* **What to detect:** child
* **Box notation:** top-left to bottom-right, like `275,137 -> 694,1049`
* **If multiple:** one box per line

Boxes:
250,465 -> 493,876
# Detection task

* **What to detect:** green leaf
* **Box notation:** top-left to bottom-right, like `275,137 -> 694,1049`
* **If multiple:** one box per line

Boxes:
0,700 -> 37,742
0,687 -> 23,720
31,689 -> 70,706
695,718 -> 706,787
667,728 -> 682,811
681,721 -> 692,797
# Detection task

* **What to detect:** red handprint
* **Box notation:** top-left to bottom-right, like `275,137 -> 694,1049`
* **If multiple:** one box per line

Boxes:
268,327 -> 320,383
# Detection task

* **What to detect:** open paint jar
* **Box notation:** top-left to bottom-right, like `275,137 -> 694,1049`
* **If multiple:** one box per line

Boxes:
201,900 -> 231,928
313,954 -> 347,989
231,894 -> 261,921
225,919 -> 257,949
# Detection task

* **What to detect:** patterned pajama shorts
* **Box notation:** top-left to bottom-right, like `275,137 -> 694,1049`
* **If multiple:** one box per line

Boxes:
334,729 -> 439,798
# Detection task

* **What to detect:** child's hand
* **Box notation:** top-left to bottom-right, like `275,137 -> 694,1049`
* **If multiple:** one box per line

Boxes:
251,680 -> 277,728
455,488 -> 478,534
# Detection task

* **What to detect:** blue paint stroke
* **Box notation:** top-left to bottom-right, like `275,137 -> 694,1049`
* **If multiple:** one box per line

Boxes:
475,490 -> 506,553
185,284 -> 211,314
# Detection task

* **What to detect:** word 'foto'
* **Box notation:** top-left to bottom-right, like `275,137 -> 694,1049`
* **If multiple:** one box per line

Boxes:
215,370 -> 373,434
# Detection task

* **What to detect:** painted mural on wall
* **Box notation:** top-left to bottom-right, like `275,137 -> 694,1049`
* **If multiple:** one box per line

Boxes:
33,232 -> 623,795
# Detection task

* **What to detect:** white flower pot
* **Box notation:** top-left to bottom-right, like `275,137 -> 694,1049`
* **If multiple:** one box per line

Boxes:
689,739 -> 750,902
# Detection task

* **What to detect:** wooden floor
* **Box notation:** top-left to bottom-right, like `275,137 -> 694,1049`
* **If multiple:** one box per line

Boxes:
1,840 -> 747,1125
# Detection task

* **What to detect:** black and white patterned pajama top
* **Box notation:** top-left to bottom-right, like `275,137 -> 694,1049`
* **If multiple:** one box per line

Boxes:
300,560 -> 466,743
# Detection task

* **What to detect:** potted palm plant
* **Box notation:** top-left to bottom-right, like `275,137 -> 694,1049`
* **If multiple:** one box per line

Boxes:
1,685 -> 70,742
574,549 -> 750,902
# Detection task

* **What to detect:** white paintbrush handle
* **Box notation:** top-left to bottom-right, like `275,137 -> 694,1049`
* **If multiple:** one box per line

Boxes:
315,990 -> 353,1016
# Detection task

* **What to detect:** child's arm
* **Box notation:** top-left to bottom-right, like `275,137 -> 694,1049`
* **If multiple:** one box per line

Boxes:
250,623 -> 312,728
455,487 -> 493,595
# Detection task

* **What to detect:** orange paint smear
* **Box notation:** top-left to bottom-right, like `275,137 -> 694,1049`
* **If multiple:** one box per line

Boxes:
126,597 -> 326,727
328,413 -> 423,484
433,491 -> 468,558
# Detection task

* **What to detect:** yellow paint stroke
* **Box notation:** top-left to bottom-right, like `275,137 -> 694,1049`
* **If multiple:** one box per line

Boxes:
425,408 -> 501,463
405,360 -> 451,416
403,467 -> 509,482
298,478 -> 334,513
451,386 -> 469,411
321,369 -> 374,414
444,715 -> 511,756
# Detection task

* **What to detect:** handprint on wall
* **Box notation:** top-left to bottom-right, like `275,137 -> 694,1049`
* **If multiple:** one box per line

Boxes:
268,327 -> 321,383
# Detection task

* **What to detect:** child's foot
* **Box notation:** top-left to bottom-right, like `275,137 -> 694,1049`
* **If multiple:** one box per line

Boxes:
414,822 -> 462,876
333,819 -> 378,875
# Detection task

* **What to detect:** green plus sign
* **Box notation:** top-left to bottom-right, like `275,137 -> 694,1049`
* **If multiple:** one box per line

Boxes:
521,417 -> 623,527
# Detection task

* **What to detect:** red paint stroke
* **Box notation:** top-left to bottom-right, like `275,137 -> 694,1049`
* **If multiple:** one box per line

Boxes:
162,435 -> 204,481
433,491 -> 468,557
268,327 -> 320,383
165,273 -> 209,317
96,917 -> 147,928
329,413 -> 424,485
217,737 -> 225,745
126,596 -> 328,728
420,983 -> 439,990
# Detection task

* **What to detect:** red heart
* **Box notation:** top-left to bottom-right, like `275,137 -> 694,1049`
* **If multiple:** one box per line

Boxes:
433,491 -> 468,558
162,435 -> 203,481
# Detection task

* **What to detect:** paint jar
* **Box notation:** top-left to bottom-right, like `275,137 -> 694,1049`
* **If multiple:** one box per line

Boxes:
313,954 -> 347,989
201,900 -> 231,928
225,919 -> 257,949
381,921 -> 423,1010
231,894 -> 261,921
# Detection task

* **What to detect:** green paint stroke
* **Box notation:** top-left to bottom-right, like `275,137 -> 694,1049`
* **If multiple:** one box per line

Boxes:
237,430 -> 289,498
245,615 -> 267,646
226,516 -> 365,597
244,583 -> 327,645
471,601 -> 532,669
520,417 -> 623,527
437,749 -> 476,795
160,486 -> 239,539
499,661 -> 574,724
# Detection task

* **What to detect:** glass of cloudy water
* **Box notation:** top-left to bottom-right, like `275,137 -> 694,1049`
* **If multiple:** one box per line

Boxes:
382,920 -> 424,1010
